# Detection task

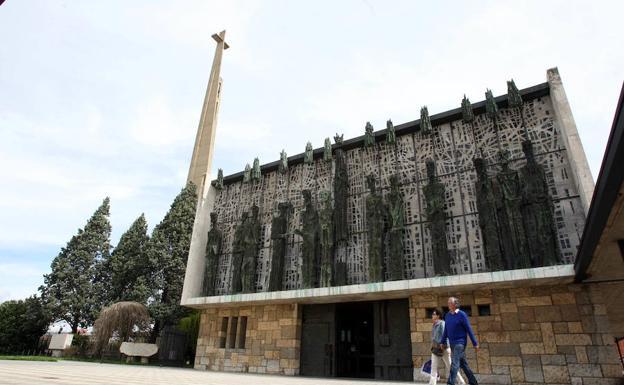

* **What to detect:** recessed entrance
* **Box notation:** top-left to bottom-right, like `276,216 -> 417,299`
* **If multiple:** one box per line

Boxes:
336,301 -> 375,378
300,299 -> 413,381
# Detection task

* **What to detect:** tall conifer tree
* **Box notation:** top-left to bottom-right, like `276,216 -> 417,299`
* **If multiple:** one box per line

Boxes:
148,182 -> 197,339
106,214 -> 151,304
40,198 -> 111,333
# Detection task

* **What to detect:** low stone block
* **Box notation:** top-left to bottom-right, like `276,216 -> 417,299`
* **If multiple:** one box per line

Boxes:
119,342 -> 158,358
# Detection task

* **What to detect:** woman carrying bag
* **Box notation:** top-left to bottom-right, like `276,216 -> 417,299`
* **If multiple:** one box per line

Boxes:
430,308 -> 466,385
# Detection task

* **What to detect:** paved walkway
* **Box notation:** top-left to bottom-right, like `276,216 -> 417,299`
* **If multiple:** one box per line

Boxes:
0,360 -> 423,385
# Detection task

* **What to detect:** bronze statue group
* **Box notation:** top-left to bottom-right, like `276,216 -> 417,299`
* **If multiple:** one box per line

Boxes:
201,80 -> 562,296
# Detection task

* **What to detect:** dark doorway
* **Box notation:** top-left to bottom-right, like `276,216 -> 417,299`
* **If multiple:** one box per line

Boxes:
335,301 -> 375,378
300,304 -> 335,377
300,299 -> 412,381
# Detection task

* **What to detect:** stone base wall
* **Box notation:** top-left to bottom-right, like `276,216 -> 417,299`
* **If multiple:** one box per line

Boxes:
409,284 -> 622,385
194,303 -> 301,375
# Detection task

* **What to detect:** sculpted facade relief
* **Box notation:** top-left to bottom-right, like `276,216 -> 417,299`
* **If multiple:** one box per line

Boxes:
201,86 -> 579,295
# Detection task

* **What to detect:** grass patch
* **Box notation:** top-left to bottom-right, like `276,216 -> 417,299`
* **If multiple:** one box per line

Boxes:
0,355 -> 58,362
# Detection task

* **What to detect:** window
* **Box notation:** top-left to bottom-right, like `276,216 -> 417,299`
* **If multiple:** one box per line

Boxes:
237,316 -> 248,349
478,304 -> 491,316
218,317 -> 228,348
228,317 -> 238,348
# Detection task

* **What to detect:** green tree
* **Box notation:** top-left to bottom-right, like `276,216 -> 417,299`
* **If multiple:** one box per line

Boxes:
0,296 -> 52,353
40,198 -> 112,333
148,182 -> 197,340
105,214 -> 151,304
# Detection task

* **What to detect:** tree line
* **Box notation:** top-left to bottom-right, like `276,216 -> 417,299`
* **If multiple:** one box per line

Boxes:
20,182 -> 197,342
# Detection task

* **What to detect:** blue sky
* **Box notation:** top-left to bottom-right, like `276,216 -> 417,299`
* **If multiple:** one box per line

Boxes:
1,0 -> 623,302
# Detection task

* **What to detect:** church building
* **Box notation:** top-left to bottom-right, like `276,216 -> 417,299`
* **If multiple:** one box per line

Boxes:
180,31 -> 624,384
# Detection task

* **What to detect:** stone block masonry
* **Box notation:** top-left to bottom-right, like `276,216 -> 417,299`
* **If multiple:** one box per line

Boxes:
195,303 -> 301,375
409,284 -> 622,384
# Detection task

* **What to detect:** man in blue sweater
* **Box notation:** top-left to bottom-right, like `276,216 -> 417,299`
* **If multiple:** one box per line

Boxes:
440,296 -> 479,385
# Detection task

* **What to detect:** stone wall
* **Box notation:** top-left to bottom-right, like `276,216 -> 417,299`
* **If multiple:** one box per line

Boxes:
195,303 -> 301,375
409,284 -> 622,384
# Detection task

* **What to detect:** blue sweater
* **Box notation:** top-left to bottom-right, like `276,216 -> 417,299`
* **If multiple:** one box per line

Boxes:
441,309 -> 478,347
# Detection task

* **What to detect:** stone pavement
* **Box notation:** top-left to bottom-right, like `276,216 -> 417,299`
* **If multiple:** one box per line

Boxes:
0,360 -> 425,385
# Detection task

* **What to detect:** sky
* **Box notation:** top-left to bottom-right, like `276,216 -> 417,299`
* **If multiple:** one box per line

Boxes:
0,0 -> 623,302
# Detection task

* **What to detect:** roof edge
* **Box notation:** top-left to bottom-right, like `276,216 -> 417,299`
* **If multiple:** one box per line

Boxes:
574,82 -> 624,281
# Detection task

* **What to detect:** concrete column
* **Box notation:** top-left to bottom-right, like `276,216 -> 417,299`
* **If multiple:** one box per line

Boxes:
547,67 -> 595,215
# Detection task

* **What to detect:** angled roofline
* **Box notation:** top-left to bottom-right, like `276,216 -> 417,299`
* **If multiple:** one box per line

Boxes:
574,82 -> 624,281
218,82 -> 550,185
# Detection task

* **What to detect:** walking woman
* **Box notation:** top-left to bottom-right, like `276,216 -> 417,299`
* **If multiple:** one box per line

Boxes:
430,308 -> 466,385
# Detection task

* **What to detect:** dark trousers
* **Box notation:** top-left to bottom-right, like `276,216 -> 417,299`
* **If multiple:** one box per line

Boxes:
448,344 -> 478,385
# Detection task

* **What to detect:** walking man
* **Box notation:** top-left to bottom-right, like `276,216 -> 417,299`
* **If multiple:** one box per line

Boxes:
440,297 -> 479,385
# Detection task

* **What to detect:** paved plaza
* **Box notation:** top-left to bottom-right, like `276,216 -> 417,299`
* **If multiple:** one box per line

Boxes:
0,360 -> 424,385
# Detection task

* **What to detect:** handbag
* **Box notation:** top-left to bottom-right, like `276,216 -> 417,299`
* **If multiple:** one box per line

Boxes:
431,343 -> 444,357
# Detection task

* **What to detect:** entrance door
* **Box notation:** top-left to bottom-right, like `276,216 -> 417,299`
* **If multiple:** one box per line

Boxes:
335,301 -> 375,378
373,299 -> 414,381
300,299 -> 412,381
300,304 -> 335,377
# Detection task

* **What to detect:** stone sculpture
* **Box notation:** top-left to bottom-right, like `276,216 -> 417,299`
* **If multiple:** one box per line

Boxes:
364,122 -> 375,147
241,205 -> 261,293
332,134 -> 349,285
386,174 -> 405,280
519,140 -> 560,266
243,164 -> 251,183
485,89 -> 498,121
365,174 -> 385,282
423,160 -> 451,276
268,202 -> 291,291
508,79 -> 528,140
323,138 -> 332,161
279,150 -> 288,174
230,212 -> 248,293
507,79 -> 523,108
304,142 -> 314,164
386,119 -> 396,144
212,168 -> 224,190
202,212 -> 223,296
252,158 -> 261,181
420,106 -> 432,134
319,191 -> 334,287
495,150 -> 530,269
461,95 -> 474,123
473,158 -> 505,271
296,190 -> 320,288
333,134 -> 349,243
